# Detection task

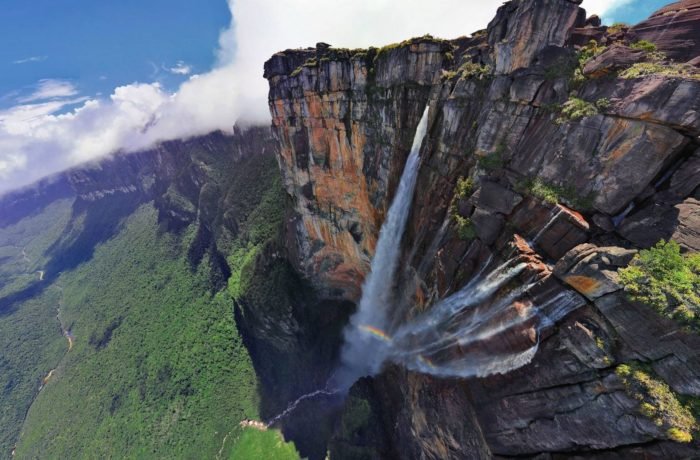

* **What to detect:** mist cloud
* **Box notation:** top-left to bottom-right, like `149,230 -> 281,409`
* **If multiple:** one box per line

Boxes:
12,56 -> 48,65
0,0 -> 629,195
17,79 -> 79,103
168,61 -> 193,76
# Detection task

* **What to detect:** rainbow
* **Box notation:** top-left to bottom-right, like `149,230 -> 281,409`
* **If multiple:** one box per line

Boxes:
359,325 -> 392,343
417,355 -> 436,369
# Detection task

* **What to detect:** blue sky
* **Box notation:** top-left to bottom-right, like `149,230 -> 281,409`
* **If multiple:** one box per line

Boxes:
603,0 -> 669,24
0,0 -> 680,195
0,0 -> 230,109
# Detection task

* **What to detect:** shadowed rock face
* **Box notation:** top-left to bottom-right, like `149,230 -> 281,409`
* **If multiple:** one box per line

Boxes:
265,0 -> 700,457
486,0 -> 584,74
0,176 -> 74,229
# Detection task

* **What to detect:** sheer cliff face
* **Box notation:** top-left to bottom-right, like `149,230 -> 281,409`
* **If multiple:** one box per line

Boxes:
265,39 -> 451,300
266,0 -> 700,457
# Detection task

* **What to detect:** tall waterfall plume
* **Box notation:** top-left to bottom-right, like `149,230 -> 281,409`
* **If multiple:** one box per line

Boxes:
267,105 -> 585,423
330,104 -> 585,392
333,106 -> 430,390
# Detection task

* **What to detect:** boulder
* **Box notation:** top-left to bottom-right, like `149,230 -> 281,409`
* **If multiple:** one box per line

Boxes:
554,244 -> 635,301
672,197 -> 700,251
487,0 -> 584,74
478,373 -> 664,455
595,292 -> 700,396
510,115 -> 688,215
585,15 -> 602,28
477,181 -> 523,214
509,199 -> 590,260
580,76 -> 700,136
570,26 -> 607,47
471,208 -> 505,245
668,148 -> 700,200
582,44 -> 646,78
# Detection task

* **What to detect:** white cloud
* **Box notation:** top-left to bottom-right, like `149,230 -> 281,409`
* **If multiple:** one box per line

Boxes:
583,0 -> 634,23
0,98 -> 88,133
168,61 -> 193,75
0,0 -> 632,195
17,79 -> 79,104
13,55 -> 47,65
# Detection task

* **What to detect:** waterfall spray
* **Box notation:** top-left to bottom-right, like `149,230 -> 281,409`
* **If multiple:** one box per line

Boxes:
262,106 -> 431,424
530,205 -> 562,246
328,104 -> 587,392
265,106 -> 585,425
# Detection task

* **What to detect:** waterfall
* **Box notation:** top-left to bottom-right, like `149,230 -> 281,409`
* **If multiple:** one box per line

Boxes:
328,104 -> 584,392
265,107 -> 586,424
329,243 -> 583,387
333,106 -> 430,391
265,389 -> 338,427
530,205 -> 562,245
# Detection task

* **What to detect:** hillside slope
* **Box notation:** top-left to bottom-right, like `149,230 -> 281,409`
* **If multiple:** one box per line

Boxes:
0,130 -> 301,459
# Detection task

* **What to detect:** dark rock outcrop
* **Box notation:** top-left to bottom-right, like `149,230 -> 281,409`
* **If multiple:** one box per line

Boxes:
554,244 -> 635,301
582,44 -> 647,77
486,0 -> 584,74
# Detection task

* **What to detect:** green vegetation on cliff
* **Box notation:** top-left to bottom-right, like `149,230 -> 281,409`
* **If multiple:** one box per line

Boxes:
616,362 -> 697,443
556,97 -> 598,123
519,178 -> 595,210
226,153 -> 286,302
374,34 -> 451,62
0,198 -> 75,455
577,40 -> 606,66
606,22 -> 628,35
230,428 -> 300,460
619,61 -> 700,80
630,40 -> 657,53
619,240 -> 700,333
1,140 -> 301,458
611,40 -> 700,80
444,62 -> 491,81
13,205 -> 264,458
449,177 -> 476,240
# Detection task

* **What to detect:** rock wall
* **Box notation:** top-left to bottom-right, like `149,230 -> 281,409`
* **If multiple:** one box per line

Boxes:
266,0 -> 700,457
265,38 -> 450,300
